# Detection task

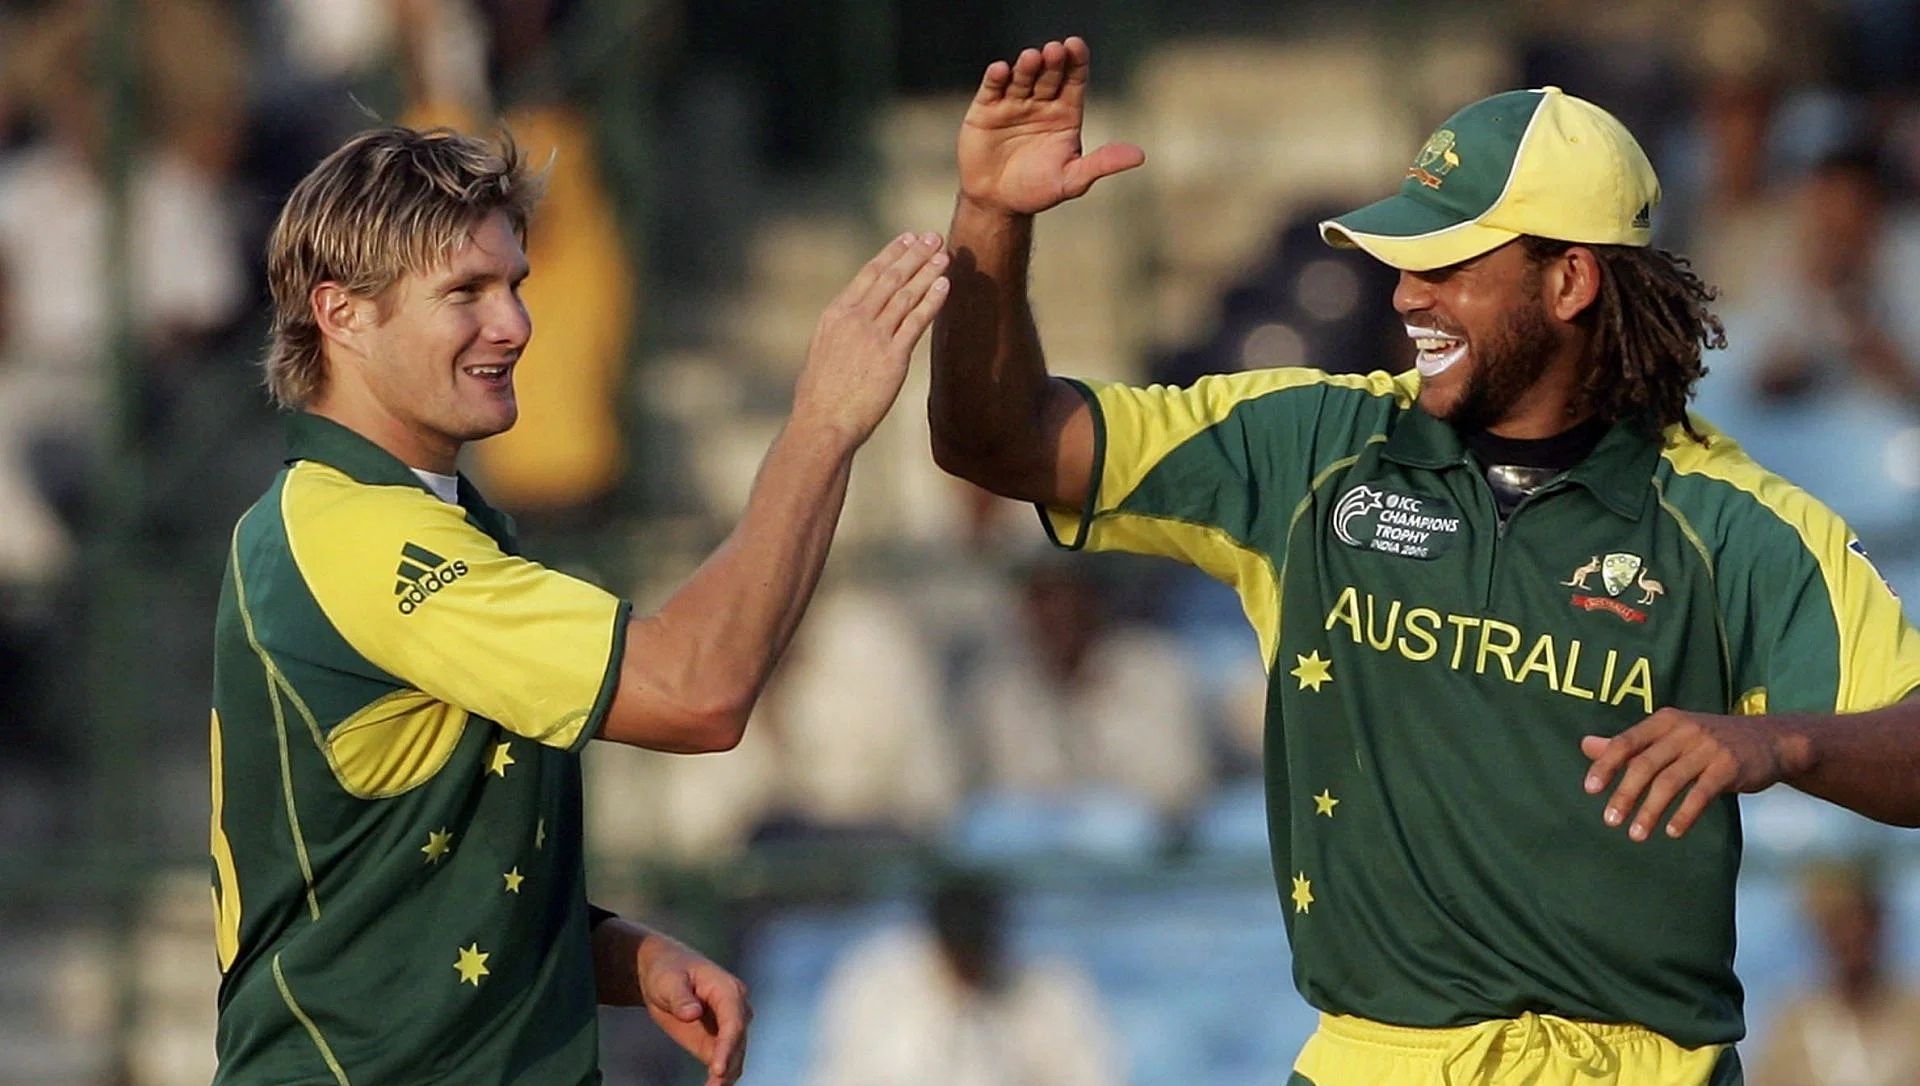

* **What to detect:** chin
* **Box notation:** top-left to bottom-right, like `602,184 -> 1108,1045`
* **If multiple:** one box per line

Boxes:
1417,386 -> 1460,420
459,405 -> 519,442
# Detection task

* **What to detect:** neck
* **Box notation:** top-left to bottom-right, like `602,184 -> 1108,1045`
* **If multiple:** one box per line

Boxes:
308,382 -> 459,475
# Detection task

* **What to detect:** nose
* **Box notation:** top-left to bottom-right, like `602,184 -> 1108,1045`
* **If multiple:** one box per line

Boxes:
486,291 -> 532,352
1392,270 -> 1433,318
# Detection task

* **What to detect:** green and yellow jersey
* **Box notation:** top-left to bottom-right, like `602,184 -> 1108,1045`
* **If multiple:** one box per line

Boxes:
1043,368 -> 1920,1047
210,413 -> 631,1085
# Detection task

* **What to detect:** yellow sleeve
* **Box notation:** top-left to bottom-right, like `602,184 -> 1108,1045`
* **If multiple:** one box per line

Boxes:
282,462 -> 625,750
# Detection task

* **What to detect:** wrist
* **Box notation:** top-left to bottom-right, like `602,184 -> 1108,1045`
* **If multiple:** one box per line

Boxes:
1771,717 -> 1818,782
955,190 -> 1034,225
782,411 -> 869,456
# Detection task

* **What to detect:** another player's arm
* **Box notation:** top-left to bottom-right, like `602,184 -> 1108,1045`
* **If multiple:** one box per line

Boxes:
1582,697 -> 1920,839
591,915 -> 751,1086
602,234 -> 950,753
929,37 -> 1143,507
1584,516 -> 1920,838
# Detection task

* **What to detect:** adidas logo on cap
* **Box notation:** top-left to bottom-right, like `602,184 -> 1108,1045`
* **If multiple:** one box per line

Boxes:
394,542 -> 469,615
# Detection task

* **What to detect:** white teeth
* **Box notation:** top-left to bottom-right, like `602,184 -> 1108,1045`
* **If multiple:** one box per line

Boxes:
1415,343 -> 1468,378
465,366 -> 507,377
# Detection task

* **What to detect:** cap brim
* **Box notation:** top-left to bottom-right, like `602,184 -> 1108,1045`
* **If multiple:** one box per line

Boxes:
1320,193 -> 1519,272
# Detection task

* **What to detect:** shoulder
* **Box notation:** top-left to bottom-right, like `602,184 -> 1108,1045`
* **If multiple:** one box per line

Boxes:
1654,416 -> 1850,575
1077,367 -> 1414,422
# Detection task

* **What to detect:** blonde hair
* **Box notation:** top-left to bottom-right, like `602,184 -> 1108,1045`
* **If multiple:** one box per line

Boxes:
262,126 -> 540,408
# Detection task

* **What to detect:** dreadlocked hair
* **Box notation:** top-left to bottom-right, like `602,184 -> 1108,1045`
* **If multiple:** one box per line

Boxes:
1520,235 -> 1727,443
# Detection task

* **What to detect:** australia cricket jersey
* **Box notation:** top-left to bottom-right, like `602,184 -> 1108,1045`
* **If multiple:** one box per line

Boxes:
1042,367 -> 1920,1047
210,413 -> 631,1085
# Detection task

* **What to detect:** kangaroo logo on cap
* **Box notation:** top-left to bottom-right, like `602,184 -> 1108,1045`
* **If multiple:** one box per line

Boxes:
1408,129 -> 1462,189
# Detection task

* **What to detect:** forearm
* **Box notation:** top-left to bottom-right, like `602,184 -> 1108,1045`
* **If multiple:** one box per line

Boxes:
1780,697 -> 1920,826
929,197 -> 1059,497
617,421 -> 854,748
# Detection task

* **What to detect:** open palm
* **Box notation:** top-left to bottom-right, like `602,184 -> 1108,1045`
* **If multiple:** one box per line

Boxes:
958,37 -> 1145,215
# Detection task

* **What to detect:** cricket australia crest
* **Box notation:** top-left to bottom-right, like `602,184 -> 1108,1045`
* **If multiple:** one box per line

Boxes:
1600,553 -> 1642,597
1563,552 -> 1663,622
1407,129 -> 1462,189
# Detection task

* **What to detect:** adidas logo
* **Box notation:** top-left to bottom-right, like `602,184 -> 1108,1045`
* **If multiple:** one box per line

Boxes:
394,542 -> 469,615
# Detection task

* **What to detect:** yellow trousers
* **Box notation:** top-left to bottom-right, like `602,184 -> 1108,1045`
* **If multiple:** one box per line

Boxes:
1287,1013 -> 1741,1085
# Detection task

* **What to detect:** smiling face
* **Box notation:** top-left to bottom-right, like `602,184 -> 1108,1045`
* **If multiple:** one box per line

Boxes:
1394,240 -> 1580,436
315,210 -> 532,470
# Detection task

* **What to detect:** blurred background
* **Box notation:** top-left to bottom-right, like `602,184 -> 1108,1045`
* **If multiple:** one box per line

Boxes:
3,0 -> 1920,1083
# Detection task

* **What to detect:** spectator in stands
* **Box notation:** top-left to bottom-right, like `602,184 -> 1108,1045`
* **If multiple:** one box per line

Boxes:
0,0 -> 247,480
808,870 -> 1122,1086
962,557 -> 1209,820
1752,857 -> 1920,1086
1738,149 -> 1920,409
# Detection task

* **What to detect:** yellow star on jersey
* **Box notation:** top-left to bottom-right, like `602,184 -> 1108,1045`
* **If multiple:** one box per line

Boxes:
1313,789 -> 1339,817
488,741 -> 516,778
1291,872 -> 1315,914
503,868 -> 525,894
421,828 -> 454,864
454,943 -> 490,986
1291,651 -> 1333,692
535,819 -> 546,850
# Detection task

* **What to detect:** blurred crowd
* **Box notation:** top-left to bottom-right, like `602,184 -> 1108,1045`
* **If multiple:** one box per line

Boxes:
3,0 -> 1920,1083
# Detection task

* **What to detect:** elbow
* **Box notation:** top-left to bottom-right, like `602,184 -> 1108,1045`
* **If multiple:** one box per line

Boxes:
682,698 -> 751,753
658,688 -> 754,753
931,429 -> 1028,500
930,427 -> 983,483
601,668 -> 757,753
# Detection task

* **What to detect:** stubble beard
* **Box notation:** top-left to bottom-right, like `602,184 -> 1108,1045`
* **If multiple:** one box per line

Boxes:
1443,286 -> 1562,434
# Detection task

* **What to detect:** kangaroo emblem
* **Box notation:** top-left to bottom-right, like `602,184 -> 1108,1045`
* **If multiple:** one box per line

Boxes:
1635,570 -> 1666,606
1562,556 -> 1602,589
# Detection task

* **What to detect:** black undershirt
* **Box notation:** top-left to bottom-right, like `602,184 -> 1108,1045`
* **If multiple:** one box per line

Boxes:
1460,415 -> 1611,520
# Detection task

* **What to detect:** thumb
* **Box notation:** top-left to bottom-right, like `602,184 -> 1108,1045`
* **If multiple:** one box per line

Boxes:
648,967 -> 704,1021
1062,141 -> 1146,198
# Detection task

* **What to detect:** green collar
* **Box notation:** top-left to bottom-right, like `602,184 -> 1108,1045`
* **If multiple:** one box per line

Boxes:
1381,406 -> 1659,521
283,412 -> 518,548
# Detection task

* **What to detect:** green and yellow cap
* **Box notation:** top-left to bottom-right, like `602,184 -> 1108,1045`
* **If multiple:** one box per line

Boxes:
1320,87 -> 1659,271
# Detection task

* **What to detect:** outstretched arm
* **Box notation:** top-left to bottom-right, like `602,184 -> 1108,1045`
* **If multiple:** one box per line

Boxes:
601,234 -> 950,752
1581,696 -> 1920,840
930,37 -> 1144,506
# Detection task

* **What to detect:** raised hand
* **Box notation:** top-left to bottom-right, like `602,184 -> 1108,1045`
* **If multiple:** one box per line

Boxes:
957,36 -> 1145,216
793,231 -> 950,445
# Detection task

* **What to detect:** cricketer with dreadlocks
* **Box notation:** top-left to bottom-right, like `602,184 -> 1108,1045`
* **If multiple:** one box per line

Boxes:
930,38 -> 1920,1086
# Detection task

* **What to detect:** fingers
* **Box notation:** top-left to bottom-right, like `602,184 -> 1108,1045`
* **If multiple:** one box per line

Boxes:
857,232 -> 943,314
841,233 -> 919,307
1062,141 -> 1147,198
1583,720 -> 1664,796
1032,40 -> 1070,99
697,970 -> 751,1086
1625,746 -> 1715,842
891,272 -> 951,354
1007,47 -> 1043,98
645,964 -> 704,1022
1600,728 -> 1688,836
974,59 -> 1012,105
1061,36 -> 1092,107
1664,759 -> 1740,839
876,245 -> 949,334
